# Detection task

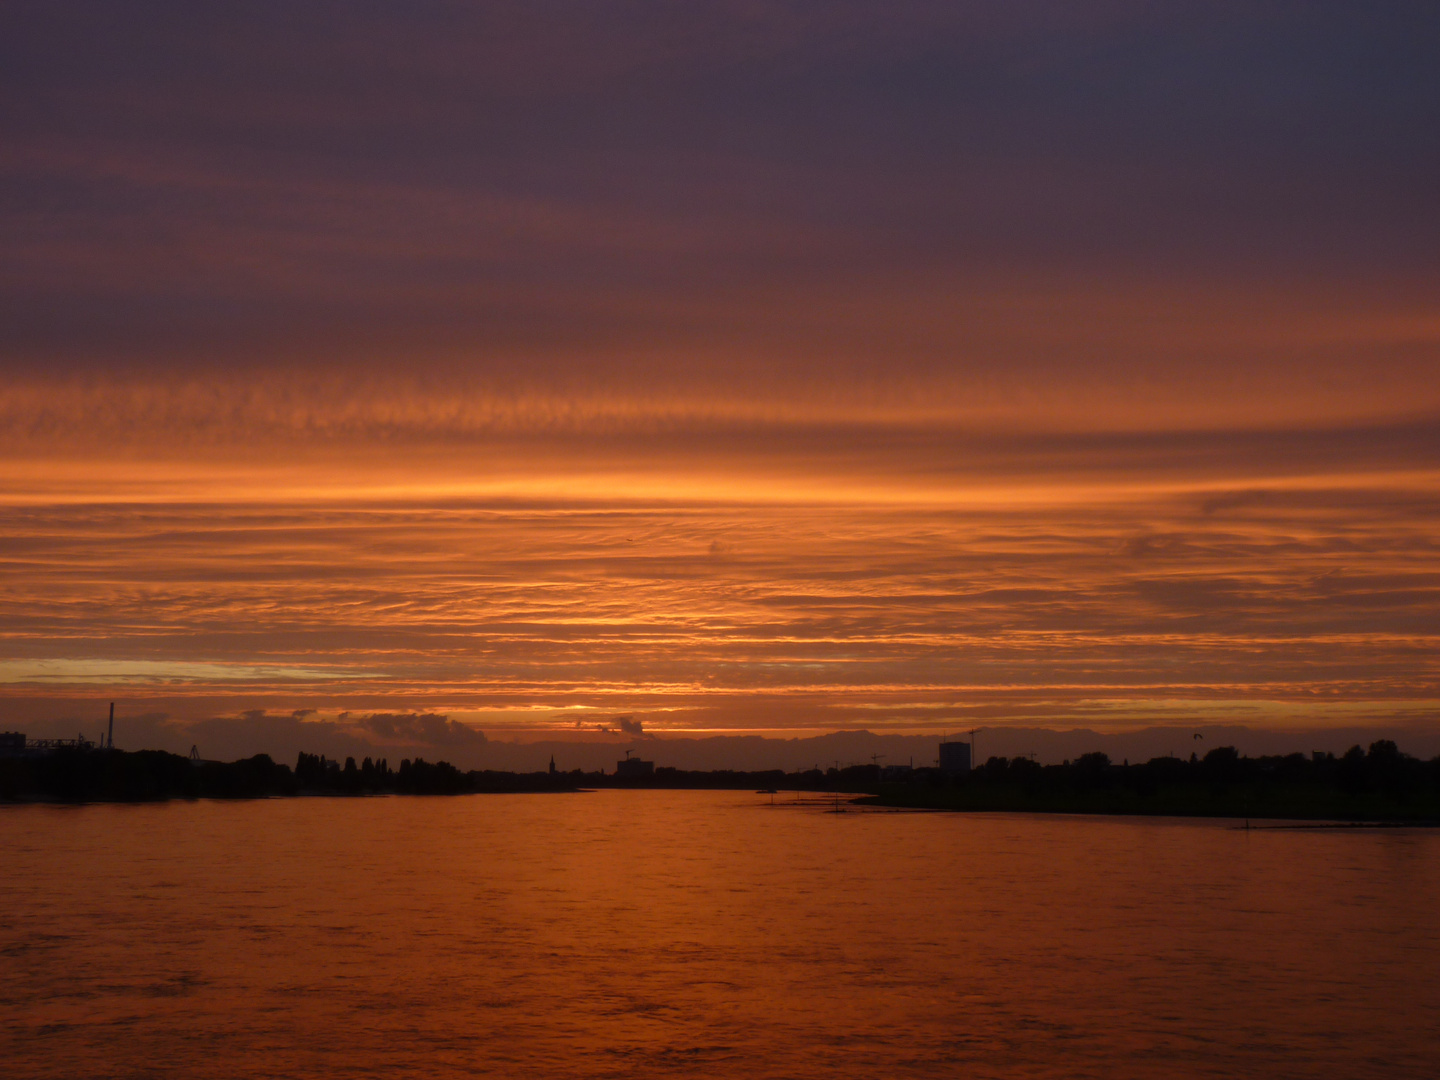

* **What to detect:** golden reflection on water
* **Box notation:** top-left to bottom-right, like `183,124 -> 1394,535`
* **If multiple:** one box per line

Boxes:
3,792 -> 1439,1079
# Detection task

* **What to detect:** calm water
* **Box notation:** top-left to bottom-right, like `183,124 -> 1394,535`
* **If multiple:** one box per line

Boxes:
3,791 -> 1438,1079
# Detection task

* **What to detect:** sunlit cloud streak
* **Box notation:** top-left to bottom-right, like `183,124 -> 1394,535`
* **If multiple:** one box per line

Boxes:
2,446 -> 1435,730
1,2 -> 1437,735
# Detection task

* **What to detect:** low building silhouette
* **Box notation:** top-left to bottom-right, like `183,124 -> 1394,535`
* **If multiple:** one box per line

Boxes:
615,755 -> 654,778
939,741 -> 972,774
0,731 -> 99,758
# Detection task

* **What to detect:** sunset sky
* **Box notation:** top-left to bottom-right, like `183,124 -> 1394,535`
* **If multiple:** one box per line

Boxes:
2,2 -> 1437,746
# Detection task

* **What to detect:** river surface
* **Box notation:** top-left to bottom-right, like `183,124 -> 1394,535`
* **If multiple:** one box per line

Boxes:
2,791 -> 1438,1078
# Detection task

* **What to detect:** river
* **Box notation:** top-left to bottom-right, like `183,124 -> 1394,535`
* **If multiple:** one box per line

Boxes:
3,791 -> 1437,1078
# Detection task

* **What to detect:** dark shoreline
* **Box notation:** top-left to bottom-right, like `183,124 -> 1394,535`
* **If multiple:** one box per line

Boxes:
0,747 -> 829,804
6,741 -> 1440,822
851,741 -> 1440,822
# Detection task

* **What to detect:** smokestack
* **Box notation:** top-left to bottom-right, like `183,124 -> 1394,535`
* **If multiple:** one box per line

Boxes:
107,702 -> 114,751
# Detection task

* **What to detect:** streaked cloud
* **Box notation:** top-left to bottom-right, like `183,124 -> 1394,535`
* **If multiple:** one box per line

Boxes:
0,2 -> 1436,735
0,659 -> 377,685
1,448 -> 1435,729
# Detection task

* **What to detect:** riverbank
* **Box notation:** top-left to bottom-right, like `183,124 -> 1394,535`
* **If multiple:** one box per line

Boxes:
0,748 -> 585,801
855,743 -> 1440,821
8,741 -> 1440,820
0,747 -> 817,802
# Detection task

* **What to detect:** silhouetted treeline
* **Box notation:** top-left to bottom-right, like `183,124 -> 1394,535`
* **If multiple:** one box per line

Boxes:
860,741 -> 1440,820
290,758 -> 811,795
0,748 -> 297,802
7,741 -> 1440,818
294,752 -> 395,792
0,748 -> 584,802
293,753 -> 583,795
1,747 -> 874,802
